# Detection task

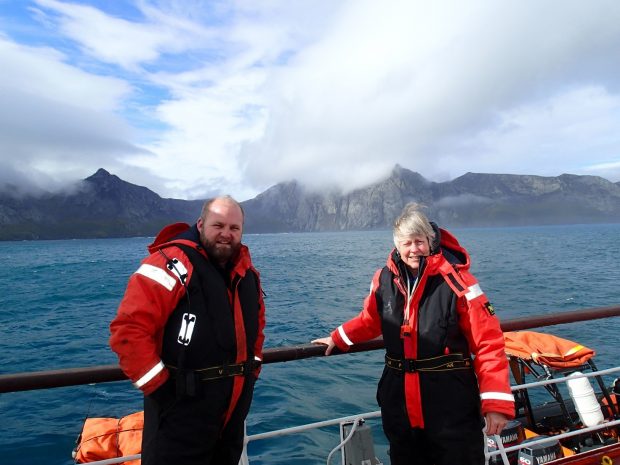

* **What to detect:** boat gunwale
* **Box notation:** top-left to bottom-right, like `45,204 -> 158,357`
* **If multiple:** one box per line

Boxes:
2,305 -> 619,394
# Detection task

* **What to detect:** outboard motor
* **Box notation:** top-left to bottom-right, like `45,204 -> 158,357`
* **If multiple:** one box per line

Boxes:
486,419 -> 525,465
517,436 -> 563,465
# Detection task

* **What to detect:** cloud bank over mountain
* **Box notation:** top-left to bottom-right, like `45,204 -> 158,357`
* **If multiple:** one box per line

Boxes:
1,1 -> 620,200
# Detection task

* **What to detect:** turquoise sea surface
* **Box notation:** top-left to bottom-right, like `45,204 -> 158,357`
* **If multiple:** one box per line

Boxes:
1,224 -> 619,465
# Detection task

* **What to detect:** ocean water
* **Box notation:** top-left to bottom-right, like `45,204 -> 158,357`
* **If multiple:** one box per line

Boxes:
0,224 -> 619,465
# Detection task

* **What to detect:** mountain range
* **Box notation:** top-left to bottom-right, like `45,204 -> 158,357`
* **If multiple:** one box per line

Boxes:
1,166 -> 619,240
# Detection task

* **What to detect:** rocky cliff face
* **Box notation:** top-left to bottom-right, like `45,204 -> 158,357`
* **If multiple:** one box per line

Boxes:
1,166 -> 619,240
243,165 -> 620,231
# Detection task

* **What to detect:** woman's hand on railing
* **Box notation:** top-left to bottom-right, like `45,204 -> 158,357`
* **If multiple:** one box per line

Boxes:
484,411 -> 509,436
311,336 -> 336,355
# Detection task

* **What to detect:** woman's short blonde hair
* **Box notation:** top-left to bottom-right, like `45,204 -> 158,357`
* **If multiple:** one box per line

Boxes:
393,202 -> 435,247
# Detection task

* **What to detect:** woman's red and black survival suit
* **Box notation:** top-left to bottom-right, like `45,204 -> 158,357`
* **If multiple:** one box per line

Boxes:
109,222 -> 265,465
330,227 -> 514,465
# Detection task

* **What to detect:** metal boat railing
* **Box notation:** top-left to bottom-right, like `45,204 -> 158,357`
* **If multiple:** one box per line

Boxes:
238,369 -> 620,465
2,305 -> 619,394
56,370 -> 620,465
59,369 -> 620,465
1,305 -> 620,465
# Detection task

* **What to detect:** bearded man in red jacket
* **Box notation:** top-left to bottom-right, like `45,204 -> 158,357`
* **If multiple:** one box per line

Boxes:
110,195 -> 265,465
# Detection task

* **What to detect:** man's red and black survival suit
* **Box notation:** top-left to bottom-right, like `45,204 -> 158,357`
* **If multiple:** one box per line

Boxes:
110,222 -> 265,465
330,226 -> 514,465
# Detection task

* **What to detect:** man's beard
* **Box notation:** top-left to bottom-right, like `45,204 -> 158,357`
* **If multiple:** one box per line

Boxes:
203,238 -> 241,265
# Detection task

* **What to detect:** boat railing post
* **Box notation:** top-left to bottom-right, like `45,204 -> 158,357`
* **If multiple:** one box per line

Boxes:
485,433 -> 511,465
239,420 -> 250,465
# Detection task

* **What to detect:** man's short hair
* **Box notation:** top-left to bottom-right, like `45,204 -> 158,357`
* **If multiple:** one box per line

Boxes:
200,195 -> 245,222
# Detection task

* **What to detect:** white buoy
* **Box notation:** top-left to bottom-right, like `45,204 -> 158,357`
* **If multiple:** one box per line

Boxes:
566,372 -> 604,427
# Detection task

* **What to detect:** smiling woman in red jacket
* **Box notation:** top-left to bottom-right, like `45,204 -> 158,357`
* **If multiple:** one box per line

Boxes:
313,202 -> 514,465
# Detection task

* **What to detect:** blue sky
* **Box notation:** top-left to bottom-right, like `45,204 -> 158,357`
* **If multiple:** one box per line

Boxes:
1,0 -> 620,200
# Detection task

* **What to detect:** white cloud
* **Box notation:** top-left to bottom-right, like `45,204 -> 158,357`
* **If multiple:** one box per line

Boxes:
0,37 -> 130,110
33,0 -> 216,70
437,86 -> 620,180
0,35 -> 148,190
1,0 -> 620,200
242,0 -> 620,192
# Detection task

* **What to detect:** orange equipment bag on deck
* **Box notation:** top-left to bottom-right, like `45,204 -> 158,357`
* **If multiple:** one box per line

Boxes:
73,411 -> 144,464
504,331 -> 596,369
